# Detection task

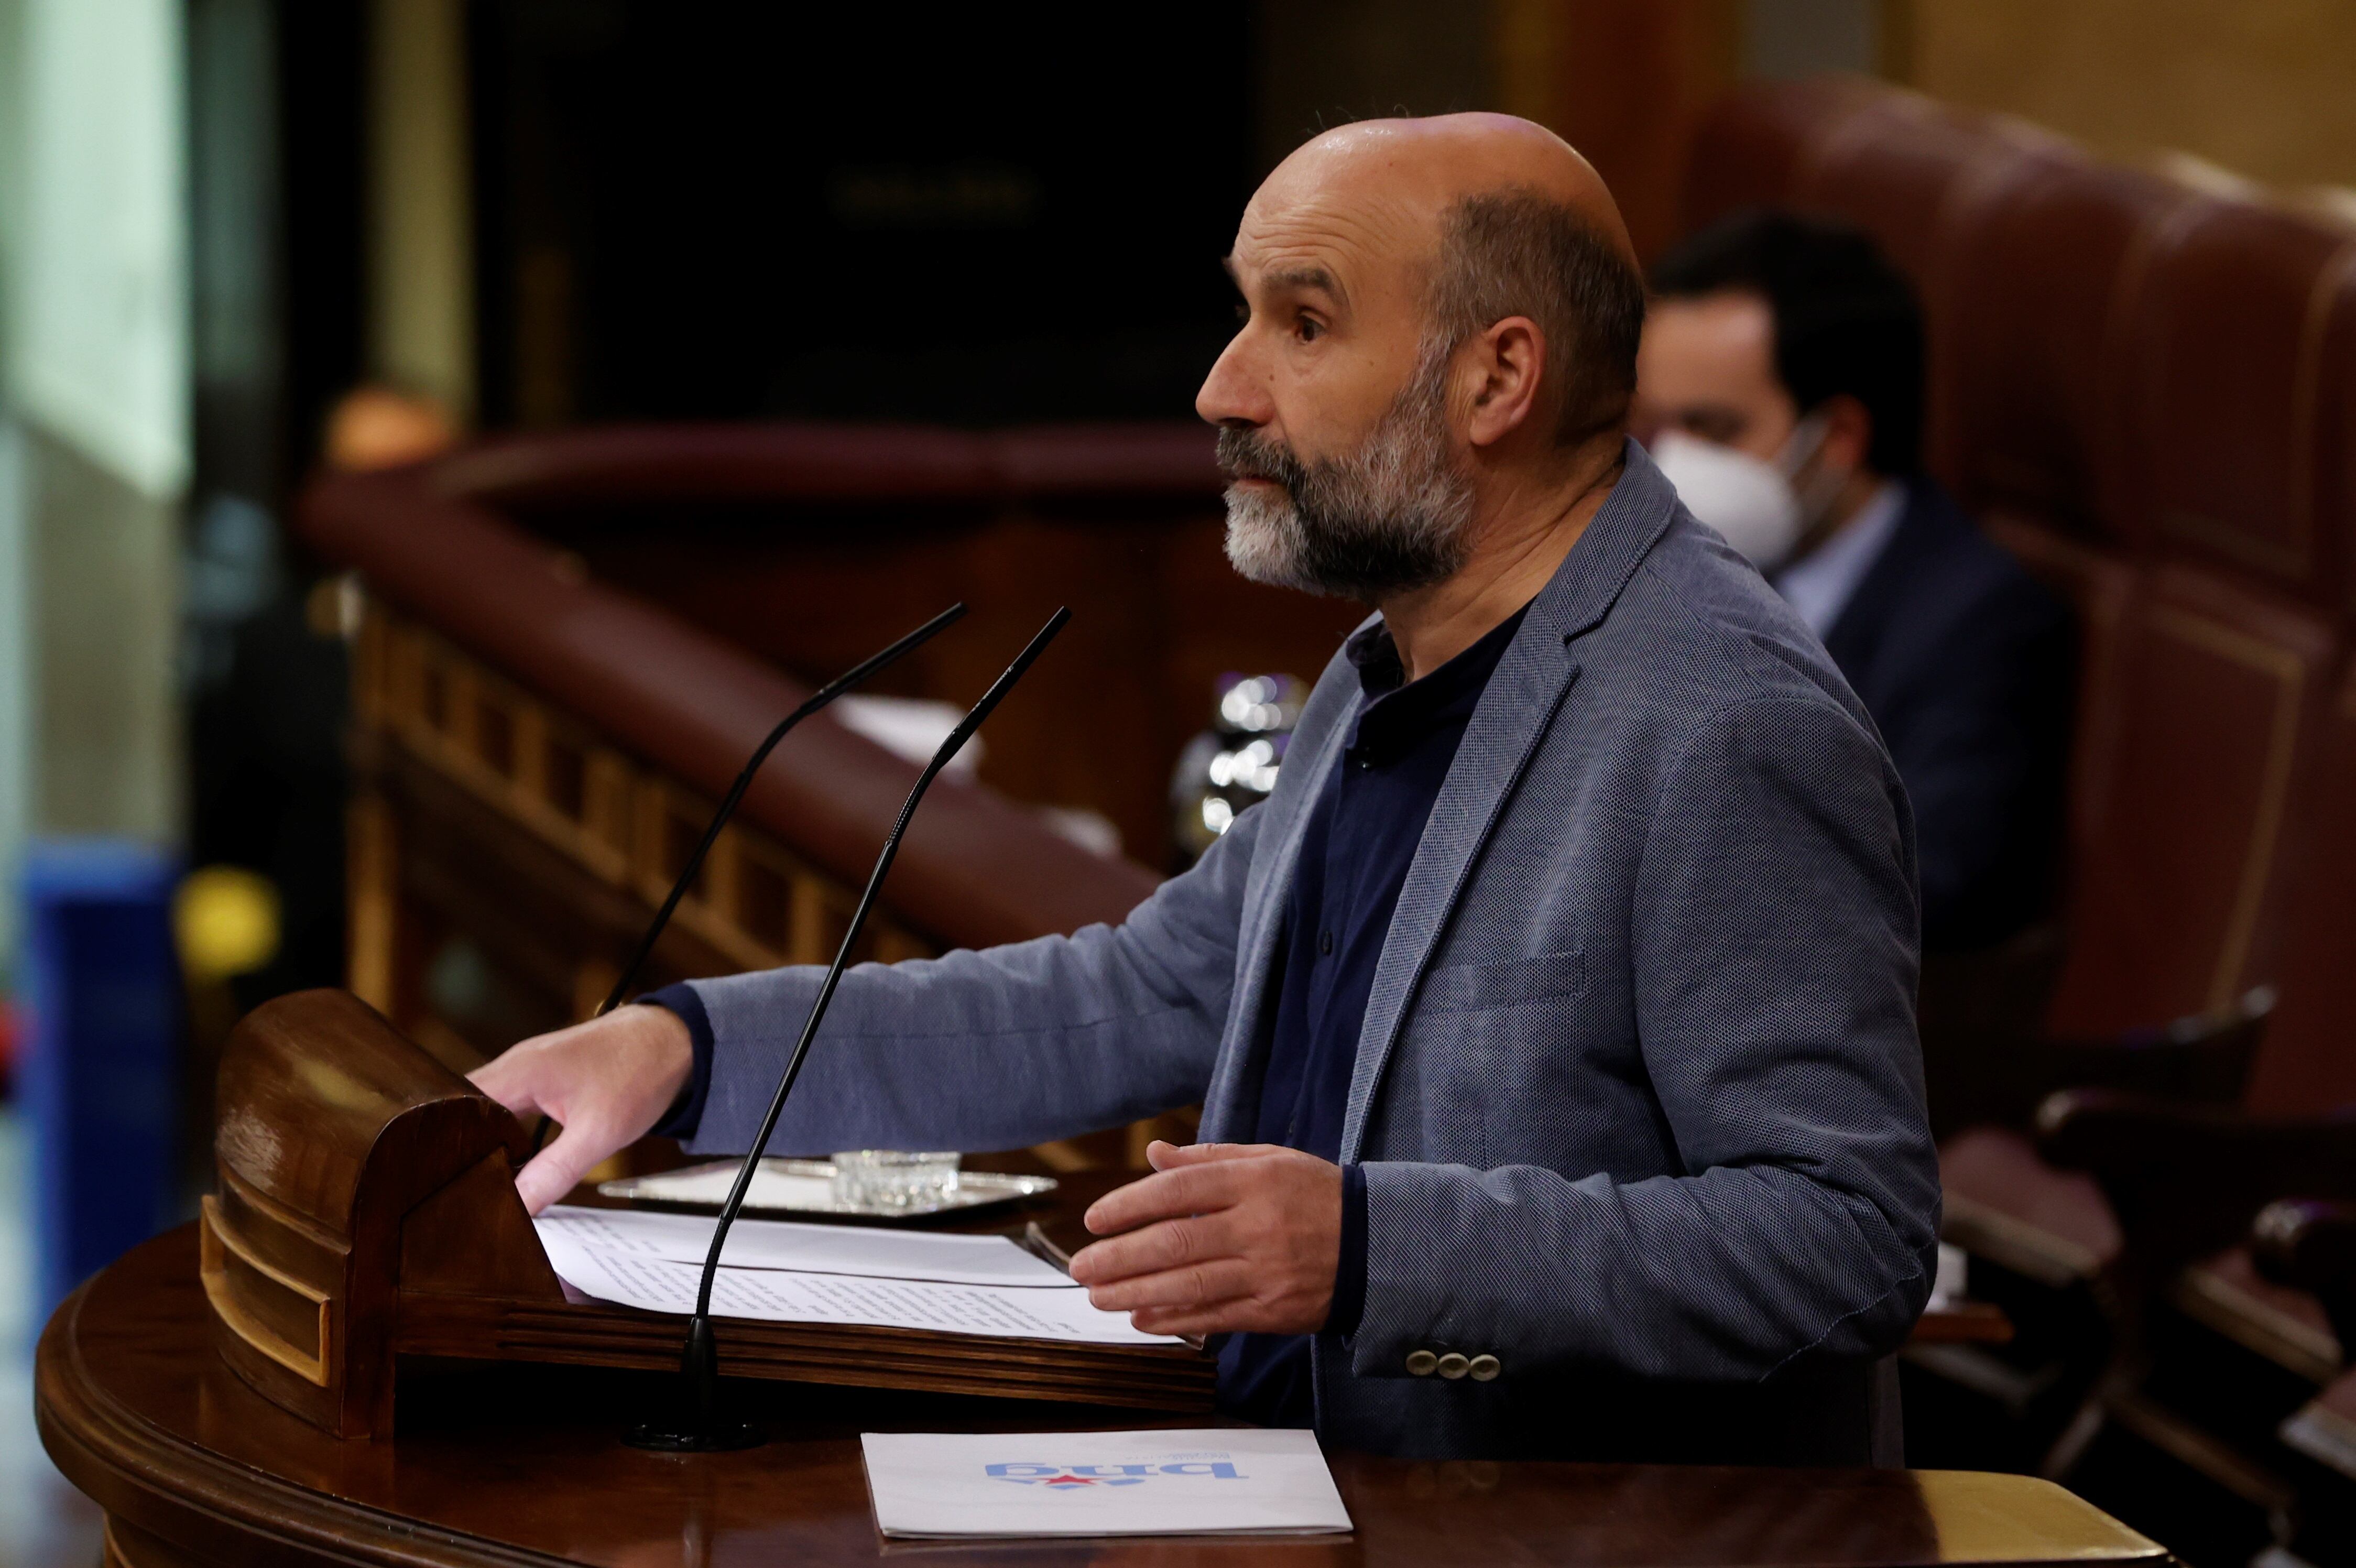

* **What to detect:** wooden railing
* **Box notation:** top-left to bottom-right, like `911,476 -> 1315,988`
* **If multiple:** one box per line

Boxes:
301,424 -> 1259,1170
350,597 -> 934,1012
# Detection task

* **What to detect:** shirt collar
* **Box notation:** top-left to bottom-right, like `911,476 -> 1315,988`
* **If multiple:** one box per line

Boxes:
1773,480 -> 1907,638
1342,602 -> 1532,764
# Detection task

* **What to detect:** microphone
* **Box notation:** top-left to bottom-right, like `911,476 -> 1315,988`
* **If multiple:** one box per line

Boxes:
624,607 -> 1072,1452
528,601 -> 967,1157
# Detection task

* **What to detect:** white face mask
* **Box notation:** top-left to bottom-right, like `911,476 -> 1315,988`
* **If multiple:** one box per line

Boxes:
1650,417 -> 1838,573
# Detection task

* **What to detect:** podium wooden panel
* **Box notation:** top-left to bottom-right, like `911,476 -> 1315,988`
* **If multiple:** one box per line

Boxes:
199,987 -> 1212,1439
42,1226 -> 2172,1567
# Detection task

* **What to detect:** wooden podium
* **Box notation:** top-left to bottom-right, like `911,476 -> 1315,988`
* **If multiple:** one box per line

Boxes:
41,1225 -> 2173,1567
38,984 -> 2169,1565
197,987 -> 1212,1441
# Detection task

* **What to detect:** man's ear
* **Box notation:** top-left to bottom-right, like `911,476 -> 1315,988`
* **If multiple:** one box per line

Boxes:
1816,393 -> 1875,477
1462,315 -> 1548,450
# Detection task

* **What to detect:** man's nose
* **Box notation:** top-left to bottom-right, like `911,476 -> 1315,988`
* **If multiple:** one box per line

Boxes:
1196,331 -> 1274,429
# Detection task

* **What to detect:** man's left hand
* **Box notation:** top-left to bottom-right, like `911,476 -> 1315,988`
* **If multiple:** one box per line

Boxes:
1068,1140 -> 1341,1338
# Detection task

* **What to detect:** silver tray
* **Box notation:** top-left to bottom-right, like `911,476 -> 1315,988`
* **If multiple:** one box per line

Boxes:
597,1158 -> 1057,1223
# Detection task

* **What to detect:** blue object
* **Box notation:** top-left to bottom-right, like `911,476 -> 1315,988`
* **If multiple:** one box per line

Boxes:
20,839 -> 180,1321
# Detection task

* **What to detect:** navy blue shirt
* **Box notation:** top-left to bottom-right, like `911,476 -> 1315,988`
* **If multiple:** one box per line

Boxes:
1219,603 -> 1531,1428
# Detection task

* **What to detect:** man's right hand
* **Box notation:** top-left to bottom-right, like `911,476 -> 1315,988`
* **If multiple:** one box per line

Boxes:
470,1004 -> 694,1215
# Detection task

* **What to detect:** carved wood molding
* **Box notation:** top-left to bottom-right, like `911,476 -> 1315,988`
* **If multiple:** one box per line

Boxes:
356,601 -> 932,979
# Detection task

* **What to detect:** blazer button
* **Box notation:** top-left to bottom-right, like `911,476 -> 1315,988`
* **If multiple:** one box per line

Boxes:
1406,1349 -> 1438,1376
1468,1354 -> 1501,1382
1436,1353 -> 1470,1380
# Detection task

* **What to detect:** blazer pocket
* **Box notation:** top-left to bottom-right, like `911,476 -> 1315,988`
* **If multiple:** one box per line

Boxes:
1418,949 -> 1588,1014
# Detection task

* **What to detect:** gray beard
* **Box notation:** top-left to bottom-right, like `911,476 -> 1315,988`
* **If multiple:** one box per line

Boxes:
1216,345 -> 1474,601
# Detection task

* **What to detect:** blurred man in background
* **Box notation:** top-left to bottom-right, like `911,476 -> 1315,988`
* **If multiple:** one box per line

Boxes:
1637,211 -> 2075,958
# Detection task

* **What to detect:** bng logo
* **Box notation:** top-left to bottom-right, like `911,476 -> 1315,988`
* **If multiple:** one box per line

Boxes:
987,1460 -> 1247,1490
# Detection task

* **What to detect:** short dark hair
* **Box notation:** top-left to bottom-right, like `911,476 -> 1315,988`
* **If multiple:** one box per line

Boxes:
1649,209 -> 1926,475
1428,189 -> 1648,449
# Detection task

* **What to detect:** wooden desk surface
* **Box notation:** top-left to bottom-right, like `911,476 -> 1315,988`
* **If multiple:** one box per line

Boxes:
40,1227 -> 2162,1568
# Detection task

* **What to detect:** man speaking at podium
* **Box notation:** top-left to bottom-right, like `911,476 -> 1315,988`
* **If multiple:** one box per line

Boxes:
475,114 -> 1940,1466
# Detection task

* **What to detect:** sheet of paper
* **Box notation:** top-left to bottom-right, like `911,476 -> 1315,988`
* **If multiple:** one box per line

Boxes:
537,1203 -> 1068,1287
861,1429 -> 1353,1538
1928,1240 -> 1967,1310
628,1163 -> 841,1212
533,1207 -> 1180,1346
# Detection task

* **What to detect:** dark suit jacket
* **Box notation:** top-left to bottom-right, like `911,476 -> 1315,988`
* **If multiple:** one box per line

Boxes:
1819,480 -> 2076,951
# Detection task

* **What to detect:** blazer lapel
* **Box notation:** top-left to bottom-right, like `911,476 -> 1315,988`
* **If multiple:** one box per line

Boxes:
1197,655 -> 1359,1144
1339,439 -> 1682,1160
1338,635 -> 1578,1159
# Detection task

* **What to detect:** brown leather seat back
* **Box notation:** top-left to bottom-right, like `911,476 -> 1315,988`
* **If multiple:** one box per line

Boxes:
1982,519 -> 2139,859
1945,153 -> 2192,870
1680,80 -> 2355,1047
1679,76 -> 1886,236
2247,676 -> 2356,1113
2037,200 -> 2356,1044
2119,199 -> 2356,609
2042,567 -> 2337,1037
2318,251 -> 2356,615
1693,85 -> 2064,519
1936,158 -> 2193,541
1785,95 -> 2044,291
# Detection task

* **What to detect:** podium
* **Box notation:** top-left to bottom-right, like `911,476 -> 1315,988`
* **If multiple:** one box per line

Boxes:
41,1224 -> 2174,1566
198,987 -> 1212,1440
35,985 -> 2176,1564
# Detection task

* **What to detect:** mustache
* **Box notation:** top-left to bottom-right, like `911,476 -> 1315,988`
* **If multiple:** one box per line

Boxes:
1215,426 -> 1308,489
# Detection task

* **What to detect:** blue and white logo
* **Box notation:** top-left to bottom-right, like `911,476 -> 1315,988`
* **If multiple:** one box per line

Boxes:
987,1460 -> 1247,1491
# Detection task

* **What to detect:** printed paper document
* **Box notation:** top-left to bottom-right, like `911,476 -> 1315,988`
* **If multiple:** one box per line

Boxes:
532,1205 -> 1180,1346
861,1429 -> 1354,1538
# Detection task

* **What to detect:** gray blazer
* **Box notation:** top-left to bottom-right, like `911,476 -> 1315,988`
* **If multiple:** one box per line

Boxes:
684,442 -> 1941,1464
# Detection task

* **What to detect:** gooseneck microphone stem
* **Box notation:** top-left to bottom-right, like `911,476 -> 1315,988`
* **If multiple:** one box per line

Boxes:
530,602 -> 965,1158
690,606 -> 1071,1314
625,607 -> 1071,1452
598,600 -> 969,1019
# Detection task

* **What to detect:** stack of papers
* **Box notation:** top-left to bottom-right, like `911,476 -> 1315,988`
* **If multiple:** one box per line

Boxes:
861,1429 -> 1354,1538
532,1204 -> 1181,1346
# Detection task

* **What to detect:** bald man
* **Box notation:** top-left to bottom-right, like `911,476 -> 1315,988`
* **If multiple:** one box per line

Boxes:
475,115 -> 1939,1465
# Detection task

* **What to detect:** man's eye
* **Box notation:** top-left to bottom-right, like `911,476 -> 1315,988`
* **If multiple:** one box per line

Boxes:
1295,315 -> 1323,343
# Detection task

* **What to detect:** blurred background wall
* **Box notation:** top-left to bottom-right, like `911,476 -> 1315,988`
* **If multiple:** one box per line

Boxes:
0,0 -> 188,937
1899,0 -> 2356,197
